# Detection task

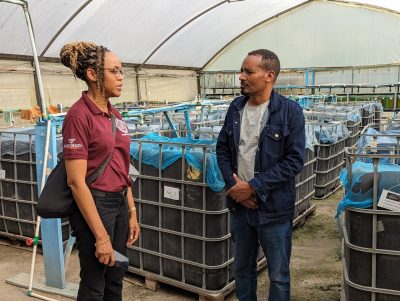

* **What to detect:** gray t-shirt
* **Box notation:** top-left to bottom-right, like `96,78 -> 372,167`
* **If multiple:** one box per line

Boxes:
237,100 -> 269,182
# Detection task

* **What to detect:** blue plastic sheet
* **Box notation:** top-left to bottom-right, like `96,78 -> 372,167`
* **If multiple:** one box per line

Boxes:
357,128 -> 400,163
314,127 -> 338,144
305,124 -> 318,150
358,128 -> 398,147
313,123 -> 349,144
346,111 -> 361,123
130,133 -> 225,192
336,161 -> 400,217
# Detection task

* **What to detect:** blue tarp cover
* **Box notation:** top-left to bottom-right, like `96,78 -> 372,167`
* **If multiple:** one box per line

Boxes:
130,133 -> 225,192
336,161 -> 400,217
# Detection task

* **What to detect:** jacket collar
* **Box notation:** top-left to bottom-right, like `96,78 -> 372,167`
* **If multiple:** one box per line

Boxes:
232,89 -> 282,113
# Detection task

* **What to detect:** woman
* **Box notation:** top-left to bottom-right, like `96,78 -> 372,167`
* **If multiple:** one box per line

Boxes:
60,41 -> 140,301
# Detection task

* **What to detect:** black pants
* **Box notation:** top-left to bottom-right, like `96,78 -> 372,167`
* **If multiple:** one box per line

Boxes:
69,193 -> 129,301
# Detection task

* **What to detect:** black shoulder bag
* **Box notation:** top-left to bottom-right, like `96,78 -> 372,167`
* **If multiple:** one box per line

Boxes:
37,114 -> 116,218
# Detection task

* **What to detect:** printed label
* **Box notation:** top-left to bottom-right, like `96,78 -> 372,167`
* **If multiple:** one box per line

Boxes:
0,169 -> 5,179
129,164 -> 139,182
378,189 -> 400,212
164,186 -> 180,201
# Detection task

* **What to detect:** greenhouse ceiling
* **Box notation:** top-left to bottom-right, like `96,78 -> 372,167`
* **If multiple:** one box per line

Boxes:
0,0 -> 399,69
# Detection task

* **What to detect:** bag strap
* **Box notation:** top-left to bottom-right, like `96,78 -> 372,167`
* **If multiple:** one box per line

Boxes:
86,113 -> 117,185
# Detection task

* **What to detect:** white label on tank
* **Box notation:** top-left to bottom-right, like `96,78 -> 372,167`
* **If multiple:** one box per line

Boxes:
129,164 -> 139,182
164,186 -> 180,201
0,169 -> 5,179
378,189 -> 400,212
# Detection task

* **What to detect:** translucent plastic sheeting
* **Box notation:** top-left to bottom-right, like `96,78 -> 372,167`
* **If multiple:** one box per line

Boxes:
336,161 -> 400,217
3,0 -> 399,68
305,123 -> 318,150
309,122 -> 350,144
304,110 -> 361,123
387,119 -> 400,131
0,0 -> 305,67
0,0 -> 82,56
357,128 -> 400,163
359,128 -> 399,148
130,133 -> 224,192
204,1 -> 400,70
193,126 -> 222,140
127,123 -> 170,133
289,95 -> 337,109
146,0 -> 306,67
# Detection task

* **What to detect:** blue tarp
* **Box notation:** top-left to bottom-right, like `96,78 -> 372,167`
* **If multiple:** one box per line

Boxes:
336,161 -> 400,217
130,133 -> 225,192
313,123 -> 349,144
357,128 -> 400,163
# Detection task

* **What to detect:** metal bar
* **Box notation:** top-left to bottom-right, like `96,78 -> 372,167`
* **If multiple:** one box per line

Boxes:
0,0 -> 25,5
34,121 -> 66,288
138,142 -> 143,270
20,1 -> 46,116
12,134 -> 23,237
135,67 -> 141,101
163,112 -> 179,138
201,0 -> 313,69
342,251 -> 400,296
40,0 -> 92,57
139,0 -> 228,67
158,143 -> 163,277
180,144 -> 186,283
184,111 -> 192,139
305,68 -> 309,96
200,106 -> 205,123
371,158 -> 378,301
129,245 -> 233,269
134,197 -> 228,215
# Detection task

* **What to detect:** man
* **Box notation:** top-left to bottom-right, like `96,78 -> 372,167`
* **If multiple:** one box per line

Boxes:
216,49 -> 305,301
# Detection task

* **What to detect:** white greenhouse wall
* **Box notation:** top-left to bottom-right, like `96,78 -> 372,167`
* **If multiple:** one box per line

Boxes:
0,60 -> 198,109
137,69 -> 198,103
204,1 -> 400,71
0,60 -> 36,109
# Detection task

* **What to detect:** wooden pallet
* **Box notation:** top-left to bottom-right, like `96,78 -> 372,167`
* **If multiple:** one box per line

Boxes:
313,183 -> 342,200
127,206 -> 315,300
128,258 -> 267,301
293,204 -> 316,229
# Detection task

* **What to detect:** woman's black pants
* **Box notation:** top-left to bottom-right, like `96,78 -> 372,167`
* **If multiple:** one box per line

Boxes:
69,192 -> 128,301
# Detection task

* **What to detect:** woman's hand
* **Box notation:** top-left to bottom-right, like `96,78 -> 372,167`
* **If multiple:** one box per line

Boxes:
95,237 -> 115,266
126,213 -> 140,247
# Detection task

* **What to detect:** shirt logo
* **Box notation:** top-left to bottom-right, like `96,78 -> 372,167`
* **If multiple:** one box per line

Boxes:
64,137 -> 82,150
116,119 -> 129,135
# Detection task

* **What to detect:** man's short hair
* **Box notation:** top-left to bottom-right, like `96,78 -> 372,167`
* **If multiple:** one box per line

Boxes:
248,49 -> 280,79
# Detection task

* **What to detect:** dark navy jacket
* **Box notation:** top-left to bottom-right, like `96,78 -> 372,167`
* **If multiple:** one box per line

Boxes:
216,90 -> 305,224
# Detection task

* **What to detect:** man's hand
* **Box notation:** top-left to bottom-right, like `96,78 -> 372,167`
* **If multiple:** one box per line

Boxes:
239,196 -> 258,209
226,173 -> 255,202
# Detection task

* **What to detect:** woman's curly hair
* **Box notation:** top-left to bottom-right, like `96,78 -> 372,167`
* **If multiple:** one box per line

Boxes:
60,41 -> 109,100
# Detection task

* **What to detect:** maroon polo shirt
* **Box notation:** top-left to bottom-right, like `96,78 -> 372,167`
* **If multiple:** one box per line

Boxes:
62,91 -> 131,192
